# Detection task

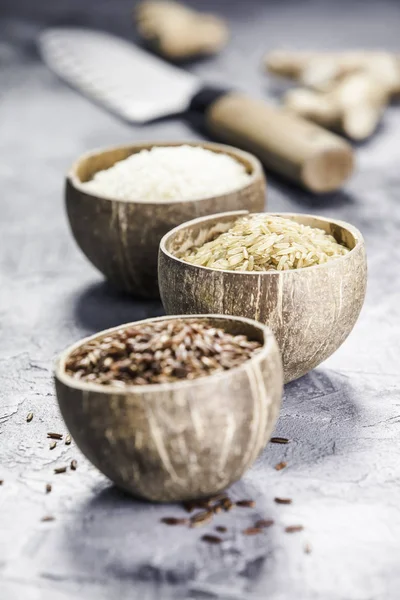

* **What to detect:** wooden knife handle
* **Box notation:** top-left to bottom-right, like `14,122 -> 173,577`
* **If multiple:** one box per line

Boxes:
194,91 -> 355,193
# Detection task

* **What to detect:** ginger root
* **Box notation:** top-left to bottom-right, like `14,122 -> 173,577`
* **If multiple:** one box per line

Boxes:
285,72 -> 390,140
135,1 -> 229,60
265,50 -> 400,94
265,50 -> 400,140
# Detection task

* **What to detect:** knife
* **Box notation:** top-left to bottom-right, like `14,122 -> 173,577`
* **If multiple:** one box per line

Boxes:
39,28 -> 354,193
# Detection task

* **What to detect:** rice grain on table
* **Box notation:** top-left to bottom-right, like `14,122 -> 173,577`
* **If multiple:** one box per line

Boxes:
181,214 -> 349,272
81,145 -> 251,202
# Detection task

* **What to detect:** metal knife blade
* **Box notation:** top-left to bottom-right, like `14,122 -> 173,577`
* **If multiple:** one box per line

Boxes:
39,28 -> 201,122
38,27 -> 355,193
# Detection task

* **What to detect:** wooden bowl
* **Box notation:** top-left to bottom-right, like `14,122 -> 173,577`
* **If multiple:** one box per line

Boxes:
66,141 -> 266,298
54,314 -> 283,502
159,211 -> 367,383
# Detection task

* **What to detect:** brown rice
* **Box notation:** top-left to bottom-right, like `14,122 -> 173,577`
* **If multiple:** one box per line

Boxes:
180,214 -> 349,272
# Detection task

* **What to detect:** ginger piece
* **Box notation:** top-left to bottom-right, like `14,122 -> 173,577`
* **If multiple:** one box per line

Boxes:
265,50 -> 400,95
285,71 -> 390,140
302,53 -> 400,95
135,1 -> 229,60
299,56 -> 360,92
266,51 -> 378,91
284,88 -> 341,129
267,49 -> 400,140
337,72 -> 390,139
265,50 -> 315,79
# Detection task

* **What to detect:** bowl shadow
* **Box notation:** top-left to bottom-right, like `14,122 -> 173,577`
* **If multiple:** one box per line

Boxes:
50,369 -> 362,597
258,367 -> 362,470
74,280 -> 164,333
57,479 -> 277,598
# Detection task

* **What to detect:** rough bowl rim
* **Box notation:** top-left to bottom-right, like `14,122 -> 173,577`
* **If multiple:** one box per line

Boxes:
66,140 -> 265,206
159,210 -> 365,276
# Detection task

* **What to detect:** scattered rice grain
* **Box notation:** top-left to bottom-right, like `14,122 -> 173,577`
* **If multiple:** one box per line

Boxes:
255,519 -> 274,528
236,499 -> 255,508
215,526 -> 227,533
161,517 -> 188,526
285,525 -> 304,533
47,433 -> 63,440
243,527 -> 262,536
54,467 -> 67,474
190,510 -> 213,527
221,498 -> 233,511
274,461 -> 287,471
202,534 -> 223,544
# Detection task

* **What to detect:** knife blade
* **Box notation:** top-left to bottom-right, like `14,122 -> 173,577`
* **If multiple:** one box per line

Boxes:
39,28 -> 200,122
39,28 -> 354,193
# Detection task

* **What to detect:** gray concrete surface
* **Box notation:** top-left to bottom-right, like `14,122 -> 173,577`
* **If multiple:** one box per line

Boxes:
1,1 -> 400,598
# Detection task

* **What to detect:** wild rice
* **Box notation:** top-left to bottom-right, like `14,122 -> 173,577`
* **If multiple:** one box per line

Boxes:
243,527 -> 263,536
161,517 -> 188,526
207,493 -> 229,504
181,214 -> 349,272
255,519 -> 274,528
236,499 -> 255,508
270,437 -> 289,444
221,498 -> 233,511
47,433 -> 63,440
274,461 -> 287,471
215,526 -> 227,533
183,500 -> 202,513
285,525 -> 304,533
190,510 -> 213,527
54,466 -> 67,474
183,497 -> 222,512
202,534 -> 223,544
158,491 -> 278,539
65,320 -> 261,386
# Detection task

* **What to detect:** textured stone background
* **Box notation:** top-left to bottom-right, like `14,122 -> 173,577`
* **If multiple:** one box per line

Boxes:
1,1 -> 400,598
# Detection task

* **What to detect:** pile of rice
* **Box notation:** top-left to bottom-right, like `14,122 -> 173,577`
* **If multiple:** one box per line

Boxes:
81,145 -> 251,202
181,214 -> 349,271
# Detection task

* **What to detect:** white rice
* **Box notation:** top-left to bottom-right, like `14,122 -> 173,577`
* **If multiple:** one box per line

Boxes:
82,145 -> 251,202
181,214 -> 349,271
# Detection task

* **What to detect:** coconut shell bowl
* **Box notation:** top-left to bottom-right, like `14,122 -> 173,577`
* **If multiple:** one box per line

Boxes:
54,314 -> 283,502
159,211 -> 367,383
65,141 -> 266,298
